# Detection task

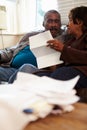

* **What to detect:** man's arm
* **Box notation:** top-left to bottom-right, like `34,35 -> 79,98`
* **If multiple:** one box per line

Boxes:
0,48 -> 13,64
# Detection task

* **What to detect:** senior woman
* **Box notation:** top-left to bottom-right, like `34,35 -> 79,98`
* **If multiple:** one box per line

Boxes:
47,6 -> 87,88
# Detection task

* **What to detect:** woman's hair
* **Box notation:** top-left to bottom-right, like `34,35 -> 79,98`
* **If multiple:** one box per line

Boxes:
69,6 -> 87,32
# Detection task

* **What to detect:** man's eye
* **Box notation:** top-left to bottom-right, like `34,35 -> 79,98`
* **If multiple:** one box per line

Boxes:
55,19 -> 60,23
47,19 -> 60,23
47,19 -> 53,23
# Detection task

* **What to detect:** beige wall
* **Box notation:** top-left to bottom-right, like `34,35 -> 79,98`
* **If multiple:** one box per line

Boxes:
0,34 -> 24,49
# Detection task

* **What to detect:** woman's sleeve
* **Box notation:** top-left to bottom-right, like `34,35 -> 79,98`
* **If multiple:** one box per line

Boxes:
60,45 -> 87,65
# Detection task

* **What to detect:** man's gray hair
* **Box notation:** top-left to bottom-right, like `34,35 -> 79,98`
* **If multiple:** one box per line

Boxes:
44,10 -> 60,20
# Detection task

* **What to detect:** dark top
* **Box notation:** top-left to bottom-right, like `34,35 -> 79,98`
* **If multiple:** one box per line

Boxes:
60,33 -> 87,76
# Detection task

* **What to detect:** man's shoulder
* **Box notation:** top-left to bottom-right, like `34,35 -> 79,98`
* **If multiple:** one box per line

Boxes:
55,30 -> 74,43
12,30 -> 44,50
19,30 -> 44,43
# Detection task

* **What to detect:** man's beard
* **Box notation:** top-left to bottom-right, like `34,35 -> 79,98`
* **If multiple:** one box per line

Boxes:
49,27 -> 59,38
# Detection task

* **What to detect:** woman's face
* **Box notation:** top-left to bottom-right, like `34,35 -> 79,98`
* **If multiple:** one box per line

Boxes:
67,13 -> 83,37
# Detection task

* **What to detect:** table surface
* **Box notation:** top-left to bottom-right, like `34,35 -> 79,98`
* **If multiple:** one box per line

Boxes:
24,103 -> 87,130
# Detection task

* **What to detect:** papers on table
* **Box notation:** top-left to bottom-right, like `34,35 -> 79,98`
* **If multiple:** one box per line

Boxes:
14,72 -> 80,105
29,31 -> 63,69
0,99 -> 30,130
0,72 -> 80,130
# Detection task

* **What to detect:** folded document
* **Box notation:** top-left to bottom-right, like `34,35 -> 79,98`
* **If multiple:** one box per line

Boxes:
29,31 -> 63,68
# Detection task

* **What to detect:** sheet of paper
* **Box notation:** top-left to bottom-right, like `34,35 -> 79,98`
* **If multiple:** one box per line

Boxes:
29,31 -> 63,68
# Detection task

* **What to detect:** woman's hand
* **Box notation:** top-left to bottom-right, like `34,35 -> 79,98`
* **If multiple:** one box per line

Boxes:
47,39 -> 64,52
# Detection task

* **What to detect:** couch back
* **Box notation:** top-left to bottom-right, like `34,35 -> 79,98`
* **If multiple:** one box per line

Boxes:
0,30 -> 44,49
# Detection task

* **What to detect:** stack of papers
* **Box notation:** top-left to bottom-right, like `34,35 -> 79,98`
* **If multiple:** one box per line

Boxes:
0,72 -> 80,130
14,72 -> 80,107
29,31 -> 63,69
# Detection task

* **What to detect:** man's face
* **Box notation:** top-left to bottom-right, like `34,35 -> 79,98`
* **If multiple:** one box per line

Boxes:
43,12 -> 61,38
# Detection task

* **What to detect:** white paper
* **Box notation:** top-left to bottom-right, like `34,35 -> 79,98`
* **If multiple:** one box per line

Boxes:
0,72 -> 80,129
14,72 -> 80,93
29,31 -> 63,68
0,98 -> 32,130
13,72 -> 80,105
0,86 -> 52,130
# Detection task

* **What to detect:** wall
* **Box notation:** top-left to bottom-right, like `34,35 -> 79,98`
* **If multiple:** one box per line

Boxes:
58,0 -> 87,24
